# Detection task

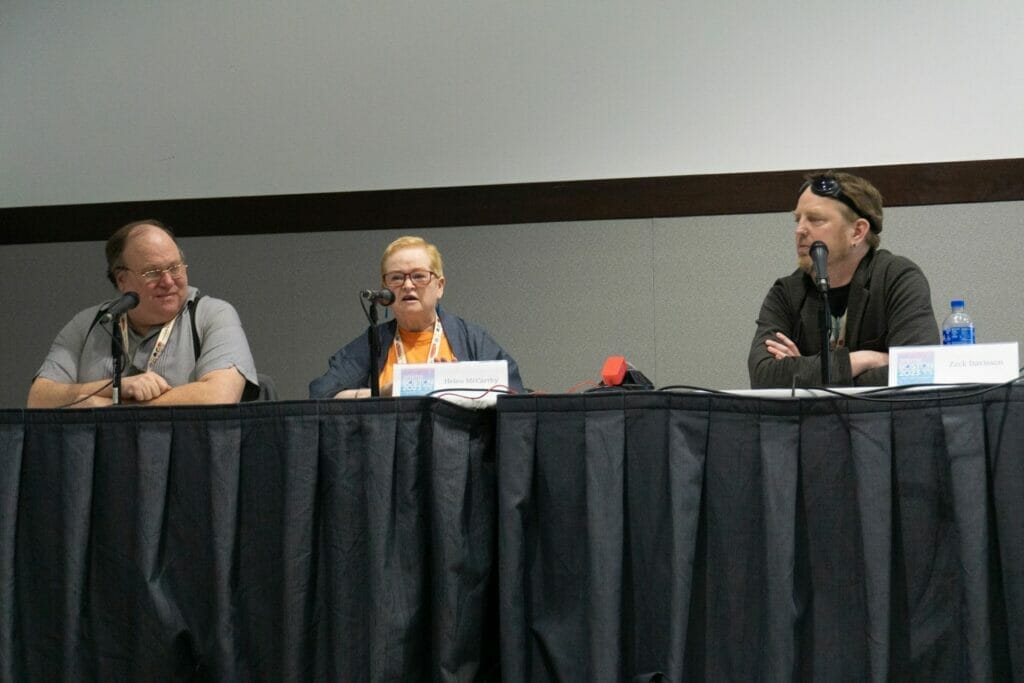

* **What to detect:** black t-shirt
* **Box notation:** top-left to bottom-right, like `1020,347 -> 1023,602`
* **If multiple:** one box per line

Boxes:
829,283 -> 851,318
827,283 -> 851,348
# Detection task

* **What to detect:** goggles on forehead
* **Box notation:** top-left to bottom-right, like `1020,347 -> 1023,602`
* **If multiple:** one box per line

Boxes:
800,176 -> 880,233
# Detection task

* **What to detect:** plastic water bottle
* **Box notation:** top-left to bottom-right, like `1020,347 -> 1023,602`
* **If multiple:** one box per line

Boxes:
941,299 -> 975,345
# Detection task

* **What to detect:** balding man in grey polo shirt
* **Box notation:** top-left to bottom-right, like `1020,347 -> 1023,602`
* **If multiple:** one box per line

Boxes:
27,219 -> 258,408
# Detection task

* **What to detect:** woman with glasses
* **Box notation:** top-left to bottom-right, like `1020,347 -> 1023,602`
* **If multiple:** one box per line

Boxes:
748,171 -> 938,388
27,219 -> 258,407
310,235 -> 525,398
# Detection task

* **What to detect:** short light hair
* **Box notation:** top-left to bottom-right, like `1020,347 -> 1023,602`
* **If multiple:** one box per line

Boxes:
105,219 -> 184,286
802,171 -> 884,249
380,235 -> 444,278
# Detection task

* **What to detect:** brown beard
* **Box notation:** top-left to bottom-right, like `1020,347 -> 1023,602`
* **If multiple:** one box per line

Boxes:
797,254 -> 813,275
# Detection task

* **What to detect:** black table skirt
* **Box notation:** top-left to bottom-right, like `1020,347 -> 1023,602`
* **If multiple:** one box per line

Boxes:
1,399 -> 499,681
5,387 -> 1024,681
496,387 -> 1024,681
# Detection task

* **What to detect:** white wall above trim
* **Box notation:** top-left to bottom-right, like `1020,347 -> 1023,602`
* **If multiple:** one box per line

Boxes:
3,1 -> 1023,208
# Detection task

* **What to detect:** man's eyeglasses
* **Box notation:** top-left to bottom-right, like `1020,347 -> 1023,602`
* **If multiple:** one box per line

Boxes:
801,176 -> 879,233
120,263 -> 189,282
383,270 -> 437,288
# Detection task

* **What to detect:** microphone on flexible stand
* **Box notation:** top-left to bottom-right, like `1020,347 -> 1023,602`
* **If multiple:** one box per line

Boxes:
359,288 -> 394,398
100,292 -> 140,323
361,289 -> 395,306
101,292 -> 138,405
808,241 -> 832,385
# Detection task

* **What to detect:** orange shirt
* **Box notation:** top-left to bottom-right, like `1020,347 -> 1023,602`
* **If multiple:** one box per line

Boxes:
379,327 -> 456,391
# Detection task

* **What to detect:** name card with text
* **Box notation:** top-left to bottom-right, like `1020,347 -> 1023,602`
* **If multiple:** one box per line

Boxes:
393,360 -> 510,404
889,342 -> 1019,386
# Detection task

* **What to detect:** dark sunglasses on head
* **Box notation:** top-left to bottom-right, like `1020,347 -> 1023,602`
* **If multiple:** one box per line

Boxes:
800,176 -> 879,233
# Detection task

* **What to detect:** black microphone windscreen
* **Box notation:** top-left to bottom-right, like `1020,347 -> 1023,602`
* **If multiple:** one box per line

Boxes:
361,288 -> 395,305
809,241 -> 829,292
100,291 -> 140,322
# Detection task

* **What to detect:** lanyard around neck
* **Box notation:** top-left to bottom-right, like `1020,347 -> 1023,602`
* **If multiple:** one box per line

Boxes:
119,313 -> 178,373
393,317 -> 444,365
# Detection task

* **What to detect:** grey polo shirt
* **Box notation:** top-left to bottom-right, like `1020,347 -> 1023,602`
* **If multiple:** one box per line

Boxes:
35,286 -> 258,390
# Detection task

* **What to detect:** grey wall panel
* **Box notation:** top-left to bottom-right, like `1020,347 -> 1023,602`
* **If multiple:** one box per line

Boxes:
653,213 -> 791,390
2,242 -> 113,403
429,220 -> 656,394
885,201 -> 1024,348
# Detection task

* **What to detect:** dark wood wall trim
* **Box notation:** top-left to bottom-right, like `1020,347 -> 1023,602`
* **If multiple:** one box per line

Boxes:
2,158 -> 1022,245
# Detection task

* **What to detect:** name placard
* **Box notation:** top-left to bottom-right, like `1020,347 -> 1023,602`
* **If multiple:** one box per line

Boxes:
889,342 -> 1019,386
393,360 -> 510,404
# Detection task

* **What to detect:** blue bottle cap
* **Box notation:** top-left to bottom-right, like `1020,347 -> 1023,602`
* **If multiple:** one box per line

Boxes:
951,299 -> 965,308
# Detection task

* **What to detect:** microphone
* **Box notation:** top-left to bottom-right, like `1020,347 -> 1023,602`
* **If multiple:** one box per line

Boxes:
809,241 -> 829,292
100,292 -> 140,323
361,288 -> 395,306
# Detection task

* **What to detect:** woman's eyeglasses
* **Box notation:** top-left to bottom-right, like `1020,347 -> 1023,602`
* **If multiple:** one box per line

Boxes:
382,270 -> 437,288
